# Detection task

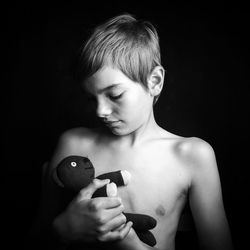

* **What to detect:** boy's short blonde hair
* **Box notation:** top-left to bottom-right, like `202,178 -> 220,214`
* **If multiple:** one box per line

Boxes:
77,13 -> 162,92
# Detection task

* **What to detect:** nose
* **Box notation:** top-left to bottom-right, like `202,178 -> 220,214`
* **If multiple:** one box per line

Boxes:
96,99 -> 112,118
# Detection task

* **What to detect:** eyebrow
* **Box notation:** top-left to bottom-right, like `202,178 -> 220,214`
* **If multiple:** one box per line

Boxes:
85,83 -> 122,94
98,83 -> 122,93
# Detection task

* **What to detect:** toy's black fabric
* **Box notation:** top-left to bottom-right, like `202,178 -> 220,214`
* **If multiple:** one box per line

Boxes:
55,155 -> 157,247
93,170 -> 126,197
56,155 -> 95,191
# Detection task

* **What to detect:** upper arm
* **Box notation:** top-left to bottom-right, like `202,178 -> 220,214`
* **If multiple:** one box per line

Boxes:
30,128 -> 92,236
185,138 -> 233,250
49,128 -> 84,171
34,130 -> 78,213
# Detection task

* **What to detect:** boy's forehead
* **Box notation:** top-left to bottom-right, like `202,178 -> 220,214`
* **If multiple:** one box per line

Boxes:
83,66 -> 134,93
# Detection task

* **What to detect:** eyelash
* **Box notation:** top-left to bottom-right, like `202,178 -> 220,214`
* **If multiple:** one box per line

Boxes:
109,93 -> 123,100
86,93 -> 123,103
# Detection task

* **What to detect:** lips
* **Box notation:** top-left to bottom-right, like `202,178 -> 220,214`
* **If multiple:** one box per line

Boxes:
103,120 -> 121,127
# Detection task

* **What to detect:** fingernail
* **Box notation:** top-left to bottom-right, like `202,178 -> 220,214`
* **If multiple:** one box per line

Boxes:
106,182 -> 117,197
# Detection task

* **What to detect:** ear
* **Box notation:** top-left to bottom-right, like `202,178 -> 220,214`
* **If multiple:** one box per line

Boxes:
147,66 -> 165,97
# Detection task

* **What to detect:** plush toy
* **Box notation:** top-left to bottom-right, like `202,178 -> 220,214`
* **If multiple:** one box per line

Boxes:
54,155 -> 157,247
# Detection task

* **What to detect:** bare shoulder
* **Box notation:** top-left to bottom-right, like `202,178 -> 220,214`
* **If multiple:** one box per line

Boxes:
175,136 -> 215,159
166,136 -> 219,194
173,136 -> 217,172
155,128 -> 216,169
49,127 -> 99,170
58,127 -> 98,146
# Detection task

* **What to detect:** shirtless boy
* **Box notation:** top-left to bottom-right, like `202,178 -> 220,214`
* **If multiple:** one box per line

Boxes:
30,14 -> 233,250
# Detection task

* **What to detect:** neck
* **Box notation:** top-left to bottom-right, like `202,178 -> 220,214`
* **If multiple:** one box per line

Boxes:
111,110 -> 160,148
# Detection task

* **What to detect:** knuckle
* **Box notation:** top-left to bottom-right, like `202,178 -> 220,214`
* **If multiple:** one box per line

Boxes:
79,187 -> 91,198
77,190 -> 86,200
96,225 -> 107,234
96,214 -> 106,225
117,232 -> 124,240
88,200 -> 100,211
92,179 -> 100,188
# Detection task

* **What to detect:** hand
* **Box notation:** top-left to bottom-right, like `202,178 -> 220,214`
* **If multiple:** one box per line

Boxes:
53,179 -> 129,243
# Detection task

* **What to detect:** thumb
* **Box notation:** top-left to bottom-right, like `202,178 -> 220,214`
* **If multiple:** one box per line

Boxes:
77,178 -> 110,201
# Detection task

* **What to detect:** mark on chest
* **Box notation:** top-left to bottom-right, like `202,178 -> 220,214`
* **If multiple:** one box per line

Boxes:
155,204 -> 166,216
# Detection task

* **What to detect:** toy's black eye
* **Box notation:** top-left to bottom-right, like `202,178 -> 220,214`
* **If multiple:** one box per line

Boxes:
71,162 -> 77,167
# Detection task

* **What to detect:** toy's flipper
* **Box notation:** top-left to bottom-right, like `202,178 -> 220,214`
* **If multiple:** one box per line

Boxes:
92,170 -> 130,198
136,230 -> 157,246
124,213 -> 157,246
56,155 -> 95,191
97,170 -> 131,187
125,213 -> 157,230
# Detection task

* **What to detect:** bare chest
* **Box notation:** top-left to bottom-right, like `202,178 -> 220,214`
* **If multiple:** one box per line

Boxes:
89,148 -> 190,219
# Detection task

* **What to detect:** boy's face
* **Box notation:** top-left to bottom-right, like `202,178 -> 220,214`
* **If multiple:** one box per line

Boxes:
83,66 -> 154,136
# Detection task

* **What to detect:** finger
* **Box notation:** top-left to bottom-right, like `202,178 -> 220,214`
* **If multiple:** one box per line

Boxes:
97,213 -> 127,234
106,213 -> 127,231
118,221 -> 133,239
77,179 -> 110,201
97,221 -> 133,242
104,204 -> 125,220
93,196 -> 123,210
106,182 -> 117,197
92,182 -> 117,198
86,198 -> 123,213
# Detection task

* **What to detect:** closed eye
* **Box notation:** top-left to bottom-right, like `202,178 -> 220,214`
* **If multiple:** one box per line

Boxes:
109,93 -> 123,101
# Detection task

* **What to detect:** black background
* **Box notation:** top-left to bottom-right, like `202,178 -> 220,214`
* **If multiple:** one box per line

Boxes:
5,1 -> 249,249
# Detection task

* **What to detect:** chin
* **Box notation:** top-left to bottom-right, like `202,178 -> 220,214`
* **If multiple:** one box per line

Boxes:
110,125 -> 141,137
110,128 -> 127,136
108,126 -> 130,136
